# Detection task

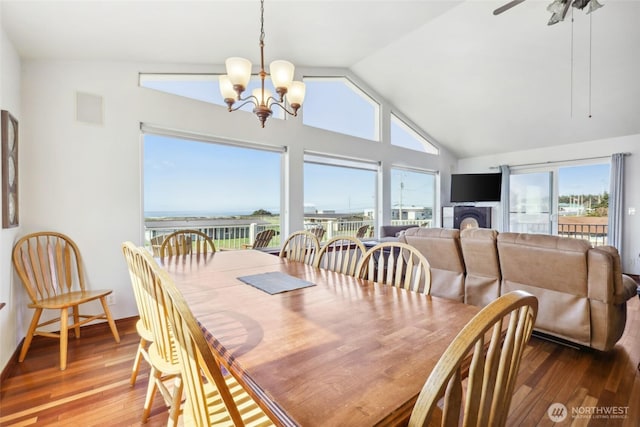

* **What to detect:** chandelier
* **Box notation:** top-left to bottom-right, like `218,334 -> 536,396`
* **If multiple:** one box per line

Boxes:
219,0 -> 305,128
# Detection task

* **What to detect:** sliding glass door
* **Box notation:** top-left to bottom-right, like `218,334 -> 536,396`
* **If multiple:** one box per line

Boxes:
509,172 -> 553,234
508,162 -> 610,245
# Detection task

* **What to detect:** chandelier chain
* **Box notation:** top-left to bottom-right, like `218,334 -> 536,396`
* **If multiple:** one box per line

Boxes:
260,0 -> 265,44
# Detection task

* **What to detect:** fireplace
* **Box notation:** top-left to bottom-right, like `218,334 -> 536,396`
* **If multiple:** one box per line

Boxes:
453,206 -> 491,229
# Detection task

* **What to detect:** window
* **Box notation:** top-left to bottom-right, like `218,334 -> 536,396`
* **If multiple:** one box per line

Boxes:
139,74 -> 284,119
509,162 -> 610,245
557,163 -> 609,245
509,172 -> 552,234
303,155 -> 377,239
302,77 -> 379,141
391,114 -> 438,155
143,133 -> 282,249
390,168 -> 436,226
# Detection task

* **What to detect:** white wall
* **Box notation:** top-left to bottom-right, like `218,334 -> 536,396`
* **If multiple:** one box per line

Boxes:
0,12 -> 22,374
3,58 -> 457,372
458,134 -> 640,274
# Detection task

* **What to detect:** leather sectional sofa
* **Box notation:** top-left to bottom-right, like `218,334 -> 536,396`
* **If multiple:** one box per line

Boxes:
399,227 -> 638,351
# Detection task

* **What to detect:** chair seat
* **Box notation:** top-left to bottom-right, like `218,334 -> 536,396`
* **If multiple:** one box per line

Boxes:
29,290 -> 112,309
182,374 -> 273,427
135,319 -> 154,342
147,342 -> 181,375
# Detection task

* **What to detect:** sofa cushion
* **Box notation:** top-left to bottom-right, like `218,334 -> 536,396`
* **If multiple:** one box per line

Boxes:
498,232 -> 591,296
400,227 -> 465,301
460,228 -> 500,307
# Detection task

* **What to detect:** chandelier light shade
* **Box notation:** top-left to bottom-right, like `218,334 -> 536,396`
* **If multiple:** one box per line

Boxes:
225,57 -> 252,91
220,0 -> 305,128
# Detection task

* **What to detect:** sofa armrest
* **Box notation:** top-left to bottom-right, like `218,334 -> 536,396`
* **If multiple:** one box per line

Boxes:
380,225 -> 418,238
588,246 -> 637,304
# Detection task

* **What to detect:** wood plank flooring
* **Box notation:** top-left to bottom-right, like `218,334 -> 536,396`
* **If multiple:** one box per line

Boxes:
1,295 -> 638,426
0,318 -> 169,426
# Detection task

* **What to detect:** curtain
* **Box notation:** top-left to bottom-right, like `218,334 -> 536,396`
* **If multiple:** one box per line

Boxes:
500,165 -> 510,232
607,153 -> 624,253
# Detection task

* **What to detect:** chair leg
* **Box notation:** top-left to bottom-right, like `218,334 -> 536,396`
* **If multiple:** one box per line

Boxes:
100,296 -> 121,343
142,367 -> 161,422
59,307 -> 69,371
130,338 -> 148,386
73,305 -> 80,338
167,376 -> 184,427
19,308 -> 43,363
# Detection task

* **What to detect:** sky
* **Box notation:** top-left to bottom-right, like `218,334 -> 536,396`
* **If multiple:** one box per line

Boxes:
142,76 -> 609,217
144,134 -> 435,215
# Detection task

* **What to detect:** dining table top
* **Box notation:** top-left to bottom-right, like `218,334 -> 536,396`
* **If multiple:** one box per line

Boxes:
159,249 -> 482,427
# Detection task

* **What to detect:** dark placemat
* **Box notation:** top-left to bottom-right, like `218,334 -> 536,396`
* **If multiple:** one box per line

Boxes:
237,271 -> 316,295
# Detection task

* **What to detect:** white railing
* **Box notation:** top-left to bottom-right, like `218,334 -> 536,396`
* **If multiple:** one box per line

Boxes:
145,222 -> 281,251
391,219 -> 431,227
146,218 -> 433,251
303,220 -> 376,242
303,219 -> 431,242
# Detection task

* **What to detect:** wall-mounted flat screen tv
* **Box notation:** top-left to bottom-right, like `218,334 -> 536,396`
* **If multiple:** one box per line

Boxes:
450,173 -> 502,203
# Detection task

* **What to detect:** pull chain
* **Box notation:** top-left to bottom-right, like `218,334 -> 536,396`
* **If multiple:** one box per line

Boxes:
570,7 -> 574,118
589,14 -> 593,118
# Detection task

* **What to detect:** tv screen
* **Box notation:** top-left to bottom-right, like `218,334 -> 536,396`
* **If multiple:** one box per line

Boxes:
450,173 -> 502,203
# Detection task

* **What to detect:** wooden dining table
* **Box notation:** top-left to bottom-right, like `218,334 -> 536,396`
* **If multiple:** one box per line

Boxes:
160,249 -> 482,427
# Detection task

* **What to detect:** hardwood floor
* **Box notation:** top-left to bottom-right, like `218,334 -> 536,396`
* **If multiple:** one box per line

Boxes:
0,318 -> 169,427
0,296 -> 638,426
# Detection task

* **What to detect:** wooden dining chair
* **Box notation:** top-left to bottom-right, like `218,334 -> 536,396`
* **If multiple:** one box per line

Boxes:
408,290 -> 538,427
160,229 -> 216,257
309,226 -> 326,241
242,228 -> 275,249
12,231 -> 120,370
315,236 -> 367,276
150,234 -> 168,256
355,224 -> 370,238
121,242 -> 155,386
279,230 -> 321,265
151,252 -> 275,426
127,244 -> 183,426
356,241 -> 432,295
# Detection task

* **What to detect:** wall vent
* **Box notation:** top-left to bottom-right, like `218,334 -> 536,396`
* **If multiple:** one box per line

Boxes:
76,92 -> 103,125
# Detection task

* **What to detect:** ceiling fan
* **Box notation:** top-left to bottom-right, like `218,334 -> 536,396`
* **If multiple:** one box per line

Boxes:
493,0 -> 604,25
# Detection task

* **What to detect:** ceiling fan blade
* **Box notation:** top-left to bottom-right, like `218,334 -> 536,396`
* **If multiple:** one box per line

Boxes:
493,0 -> 528,15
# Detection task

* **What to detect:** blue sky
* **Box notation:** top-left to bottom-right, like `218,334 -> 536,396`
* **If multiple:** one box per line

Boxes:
144,135 -> 281,214
142,76 -> 609,216
558,163 -> 609,196
144,135 -> 434,215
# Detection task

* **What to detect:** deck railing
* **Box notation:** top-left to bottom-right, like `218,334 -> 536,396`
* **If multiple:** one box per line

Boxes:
145,223 -> 282,251
145,219 -> 433,251
558,223 -> 608,246
510,222 -> 608,246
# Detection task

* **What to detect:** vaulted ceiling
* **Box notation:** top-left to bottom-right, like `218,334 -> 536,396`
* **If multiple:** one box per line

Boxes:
2,0 -> 639,158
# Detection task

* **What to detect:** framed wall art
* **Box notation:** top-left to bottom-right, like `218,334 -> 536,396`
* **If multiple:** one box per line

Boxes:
1,110 -> 19,228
